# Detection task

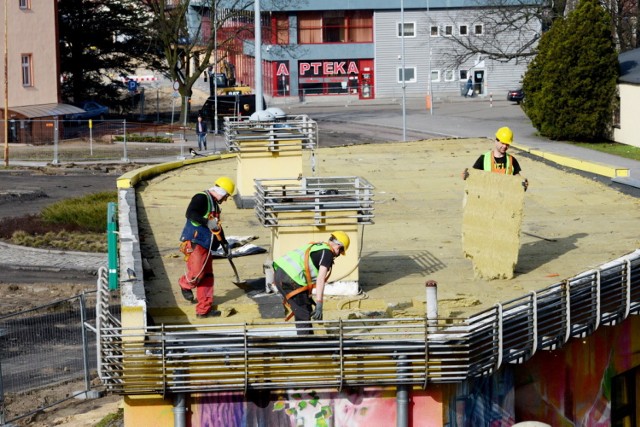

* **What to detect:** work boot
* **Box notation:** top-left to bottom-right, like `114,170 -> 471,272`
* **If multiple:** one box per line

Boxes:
181,289 -> 197,303
196,310 -> 221,319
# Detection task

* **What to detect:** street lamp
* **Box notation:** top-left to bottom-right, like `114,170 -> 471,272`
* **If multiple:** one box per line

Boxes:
401,0 -> 407,142
254,0 -> 263,112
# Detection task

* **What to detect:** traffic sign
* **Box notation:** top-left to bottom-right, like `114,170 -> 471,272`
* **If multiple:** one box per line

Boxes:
128,80 -> 138,92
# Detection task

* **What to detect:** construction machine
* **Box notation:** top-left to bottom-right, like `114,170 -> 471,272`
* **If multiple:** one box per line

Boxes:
200,60 -> 265,132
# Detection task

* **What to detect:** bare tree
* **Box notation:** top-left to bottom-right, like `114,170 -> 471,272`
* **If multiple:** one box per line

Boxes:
142,0 -> 261,123
433,1 -> 555,68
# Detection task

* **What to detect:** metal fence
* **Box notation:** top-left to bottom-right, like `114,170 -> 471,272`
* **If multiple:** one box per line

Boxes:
0,290 -> 108,425
5,119 -> 220,165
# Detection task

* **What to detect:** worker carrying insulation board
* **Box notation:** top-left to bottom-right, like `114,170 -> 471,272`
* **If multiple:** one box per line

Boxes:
461,127 -> 528,280
178,176 -> 236,318
273,231 -> 350,335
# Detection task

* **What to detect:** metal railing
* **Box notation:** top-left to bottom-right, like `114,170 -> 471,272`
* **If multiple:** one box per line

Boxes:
254,176 -> 375,228
0,292 -> 98,425
223,114 -> 318,153
96,249 -> 640,395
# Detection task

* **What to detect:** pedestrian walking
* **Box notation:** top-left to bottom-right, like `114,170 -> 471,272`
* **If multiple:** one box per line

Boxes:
273,231 -> 350,335
196,115 -> 208,151
178,176 -> 235,318
462,126 -> 528,190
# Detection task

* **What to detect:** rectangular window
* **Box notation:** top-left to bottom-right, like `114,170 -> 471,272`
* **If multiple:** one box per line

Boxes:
19,0 -> 30,10
21,54 -> 32,87
431,70 -> 440,82
298,11 -> 372,44
444,25 -> 453,36
397,67 -> 416,83
397,22 -> 416,37
459,70 -> 468,80
459,25 -> 468,36
474,24 -> 484,35
444,70 -> 455,81
430,25 -> 439,37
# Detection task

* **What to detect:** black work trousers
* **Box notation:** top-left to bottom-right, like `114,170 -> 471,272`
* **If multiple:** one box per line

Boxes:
274,268 -> 314,335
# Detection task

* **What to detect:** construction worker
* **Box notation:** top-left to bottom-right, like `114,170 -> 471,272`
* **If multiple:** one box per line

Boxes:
462,126 -> 528,190
178,176 -> 235,318
273,231 -> 350,335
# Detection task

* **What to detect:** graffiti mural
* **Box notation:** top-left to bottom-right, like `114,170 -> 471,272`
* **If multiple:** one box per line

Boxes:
191,387 -> 442,427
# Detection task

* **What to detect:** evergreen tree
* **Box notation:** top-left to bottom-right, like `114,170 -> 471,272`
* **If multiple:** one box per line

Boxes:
522,0 -> 619,141
58,0 -> 163,109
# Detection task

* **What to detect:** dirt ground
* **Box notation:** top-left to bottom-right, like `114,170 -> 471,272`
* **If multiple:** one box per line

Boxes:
0,165 -> 125,426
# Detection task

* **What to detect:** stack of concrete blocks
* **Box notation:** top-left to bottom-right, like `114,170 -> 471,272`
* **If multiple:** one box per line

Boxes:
462,170 -> 526,279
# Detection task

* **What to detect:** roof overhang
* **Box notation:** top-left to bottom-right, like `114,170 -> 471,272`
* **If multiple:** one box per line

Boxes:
9,103 -> 84,119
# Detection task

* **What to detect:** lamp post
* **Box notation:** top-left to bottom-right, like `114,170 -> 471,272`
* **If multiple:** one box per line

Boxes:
401,0 -> 407,142
4,0 -> 8,166
254,0 -> 263,112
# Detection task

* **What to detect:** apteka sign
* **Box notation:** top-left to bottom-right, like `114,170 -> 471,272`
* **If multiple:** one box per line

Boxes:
276,60 -> 360,77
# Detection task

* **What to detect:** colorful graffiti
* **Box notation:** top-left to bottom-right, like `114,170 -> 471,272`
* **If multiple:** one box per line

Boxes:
447,315 -> 640,426
191,387 -> 442,426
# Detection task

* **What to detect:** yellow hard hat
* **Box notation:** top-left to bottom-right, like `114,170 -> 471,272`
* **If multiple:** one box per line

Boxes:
495,126 -> 513,144
330,231 -> 350,254
214,176 -> 236,196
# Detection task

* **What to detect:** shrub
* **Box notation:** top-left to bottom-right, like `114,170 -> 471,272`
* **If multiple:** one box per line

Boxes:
113,134 -> 172,143
522,0 -> 619,141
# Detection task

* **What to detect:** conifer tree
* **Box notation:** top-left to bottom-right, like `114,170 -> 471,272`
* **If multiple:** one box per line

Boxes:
522,0 -> 619,141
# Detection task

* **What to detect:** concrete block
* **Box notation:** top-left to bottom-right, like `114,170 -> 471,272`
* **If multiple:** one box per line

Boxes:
462,170 -> 525,279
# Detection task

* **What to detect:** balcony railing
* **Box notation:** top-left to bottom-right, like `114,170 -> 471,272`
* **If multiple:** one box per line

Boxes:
97,249 -> 640,395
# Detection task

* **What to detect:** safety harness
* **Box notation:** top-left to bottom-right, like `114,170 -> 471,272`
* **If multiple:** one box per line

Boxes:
279,242 -> 332,321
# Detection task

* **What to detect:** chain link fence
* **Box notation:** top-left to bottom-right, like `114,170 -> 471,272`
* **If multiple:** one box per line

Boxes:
4,119 -> 217,165
0,291 -> 111,425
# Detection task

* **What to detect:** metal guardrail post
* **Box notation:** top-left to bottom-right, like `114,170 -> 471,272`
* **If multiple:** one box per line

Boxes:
52,117 -> 59,165
107,202 -> 119,290
122,120 -> 129,162
80,292 -> 91,392
0,357 -> 5,425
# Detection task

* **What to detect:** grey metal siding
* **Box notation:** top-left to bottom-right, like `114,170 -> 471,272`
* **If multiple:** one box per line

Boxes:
375,10 -> 538,99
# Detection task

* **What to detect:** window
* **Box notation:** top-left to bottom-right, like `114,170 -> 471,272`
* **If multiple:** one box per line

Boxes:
21,54 -> 32,87
397,22 -> 416,37
474,24 -> 484,35
397,67 -> 416,83
459,70 -> 468,80
19,0 -> 30,10
431,70 -> 440,82
430,26 -> 439,37
444,70 -> 455,81
444,25 -> 453,36
298,11 -> 373,44
459,25 -> 468,36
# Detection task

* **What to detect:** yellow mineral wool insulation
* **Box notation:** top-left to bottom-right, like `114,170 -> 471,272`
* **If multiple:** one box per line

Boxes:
462,170 -> 526,279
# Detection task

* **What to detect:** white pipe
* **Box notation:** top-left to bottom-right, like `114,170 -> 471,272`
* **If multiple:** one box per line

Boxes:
425,280 -> 438,326
254,0 -> 263,111
173,393 -> 186,427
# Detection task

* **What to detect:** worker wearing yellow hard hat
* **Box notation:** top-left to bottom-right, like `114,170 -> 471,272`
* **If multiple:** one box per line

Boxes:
178,176 -> 236,318
272,231 -> 350,335
462,126 -> 528,190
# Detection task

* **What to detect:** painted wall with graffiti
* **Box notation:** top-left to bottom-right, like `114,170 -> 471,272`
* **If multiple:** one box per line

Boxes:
190,387 -> 443,427
446,315 -> 640,426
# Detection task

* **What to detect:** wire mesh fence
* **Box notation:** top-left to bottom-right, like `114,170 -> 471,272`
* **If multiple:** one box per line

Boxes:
0,292 -> 106,425
4,119 -> 219,165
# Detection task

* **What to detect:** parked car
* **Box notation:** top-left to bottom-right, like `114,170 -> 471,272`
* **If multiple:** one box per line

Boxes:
68,101 -> 109,121
507,88 -> 524,104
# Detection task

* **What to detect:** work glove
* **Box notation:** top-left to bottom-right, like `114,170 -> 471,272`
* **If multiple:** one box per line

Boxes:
207,217 -> 220,231
522,178 -> 529,192
310,302 -> 323,320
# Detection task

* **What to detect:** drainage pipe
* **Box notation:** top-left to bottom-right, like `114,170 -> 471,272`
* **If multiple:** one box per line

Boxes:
173,393 -> 186,427
396,355 -> 410,427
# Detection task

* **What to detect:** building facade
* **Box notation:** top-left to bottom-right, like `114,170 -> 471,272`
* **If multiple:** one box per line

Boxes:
191,0 -> 540,101
0,0 -> 81,144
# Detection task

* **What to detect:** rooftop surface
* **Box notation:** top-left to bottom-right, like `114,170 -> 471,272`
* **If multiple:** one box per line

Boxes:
134,126 -> 640,324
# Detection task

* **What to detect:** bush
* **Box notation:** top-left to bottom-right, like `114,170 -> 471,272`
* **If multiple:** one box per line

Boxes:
113,134 -> 172,143
42,191 -> 117,233
522,0 -> 619,141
